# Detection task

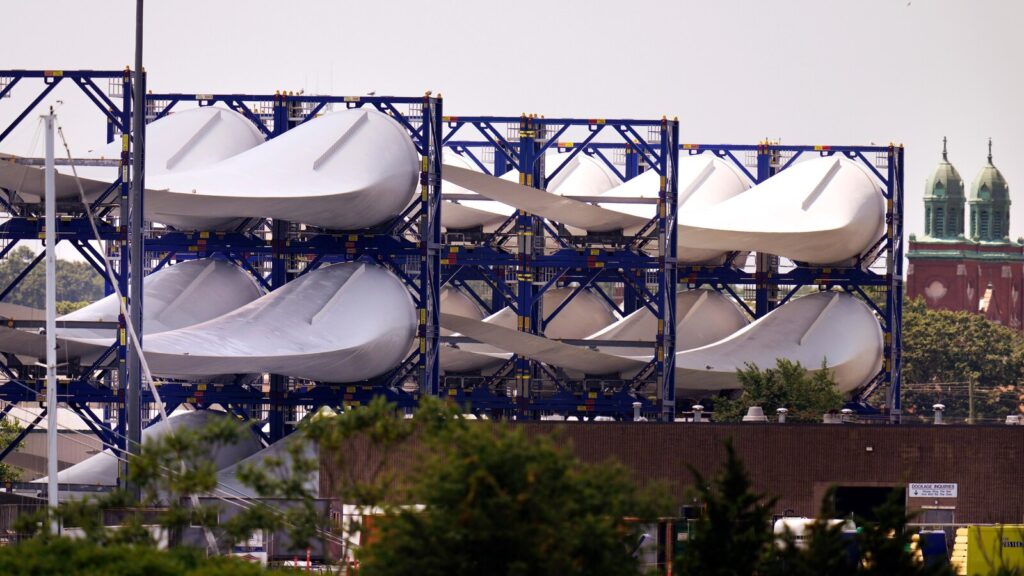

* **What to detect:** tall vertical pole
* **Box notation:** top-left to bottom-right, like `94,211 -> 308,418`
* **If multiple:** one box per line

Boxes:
116,68 -> 131,481
126,0 -> 146,498
968,378 -> 975,424
754,143 -> 779,317
888,145 -> 905,423
268,217 -> 288,441
659,118 -> 679,422
43,110 -> 59,527
268,93 -> 293,439
514,116 -> 543,418
419,94 -> 442,397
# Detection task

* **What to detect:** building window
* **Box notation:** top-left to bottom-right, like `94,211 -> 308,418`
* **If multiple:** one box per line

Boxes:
925,207 -> 932,235
980,210 -> 990,239
934,207 -> 945,237
993,212 -> 1002,238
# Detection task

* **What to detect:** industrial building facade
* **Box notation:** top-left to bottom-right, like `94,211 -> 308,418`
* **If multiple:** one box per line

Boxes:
323,423 -> 1024,524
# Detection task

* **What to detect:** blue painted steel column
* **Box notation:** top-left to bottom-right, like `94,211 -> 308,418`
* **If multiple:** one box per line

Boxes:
418,94 -> 443,397
515,115 -> 544,417
493,143 -> 511,177
624,144 -> 641,179
268,92 -> 290,441
754,143 -> 777,318
126,59 -> 146,499
622,145 -> 642,316
491,266 -> 509,313
888,144 -> 905,423
658,118 -> 680,421
115,68 -> 132,470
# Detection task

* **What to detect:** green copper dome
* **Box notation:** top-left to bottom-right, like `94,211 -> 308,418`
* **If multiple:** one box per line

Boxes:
923,137 -> 966,239
925,137 -> 965,199
969,139 -> 1011,242
970,140 -> 1009,201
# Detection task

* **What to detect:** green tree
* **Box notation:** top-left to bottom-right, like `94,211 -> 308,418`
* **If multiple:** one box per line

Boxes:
356,397 -> 669,576
0,417 -> 23,482
900,297 -> 1024,421
677,438 -> 776,576
14,418 -> 255,550
0,537 -> 274,576
0,245 -> 105,308
56,300 -> 92,314
713,359 -> 844,422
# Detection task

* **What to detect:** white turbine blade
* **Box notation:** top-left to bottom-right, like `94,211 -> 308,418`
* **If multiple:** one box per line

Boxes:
115,263 -> 416,383
440,291 -> 880,393
441,164 -> 649,231
144,109 -> 419,231
585,289 -> 749,356
36,410 -> 262,488
0,106 -> 264,201
439,313 -> 646,376
440,152 -> 622,231
439,287 -> 617,373
676,292 -> 883,392
679,157 -> 884,264
0,258 -> 263,360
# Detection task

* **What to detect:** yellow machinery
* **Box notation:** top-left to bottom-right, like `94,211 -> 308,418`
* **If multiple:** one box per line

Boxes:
952,525 -> 1024,575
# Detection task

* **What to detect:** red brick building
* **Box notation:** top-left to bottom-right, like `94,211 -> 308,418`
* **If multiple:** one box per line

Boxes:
907,139 -> 1023,329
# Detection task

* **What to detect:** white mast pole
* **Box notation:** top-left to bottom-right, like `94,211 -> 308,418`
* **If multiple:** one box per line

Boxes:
44,109 -> 59,530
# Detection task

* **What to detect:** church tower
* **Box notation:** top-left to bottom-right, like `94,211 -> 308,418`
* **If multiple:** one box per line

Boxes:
969,139 -> 1011,243
908,138 -> 1024,330
923,137 -> 965,239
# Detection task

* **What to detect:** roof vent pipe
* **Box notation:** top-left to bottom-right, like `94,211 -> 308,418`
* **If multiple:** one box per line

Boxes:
742,406 -> 769,423
840,408 -> 855,423
933,403 -> 945,425
692,404 -> 705,423
776,407 -> 788,424
632,402 -> 647,422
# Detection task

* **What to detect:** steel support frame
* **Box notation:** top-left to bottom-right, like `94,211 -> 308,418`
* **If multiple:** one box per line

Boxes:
141,91 -> 443,428
442,137 -> 903,420
440,115 -> 680,420
0,71 -> 904,431
0,69 -> 134,456
614,142 -> 904,419
0,76 -> 444,454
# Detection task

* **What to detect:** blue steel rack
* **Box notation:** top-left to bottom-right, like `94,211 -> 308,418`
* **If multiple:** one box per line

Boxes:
462,139 -> 905,421
0,69 -> 137,458
141,91 -> 444,440
0,67 -> 906,476
0,74 -> 446,459
440,115 -> 681,421
669,143 -> 904,421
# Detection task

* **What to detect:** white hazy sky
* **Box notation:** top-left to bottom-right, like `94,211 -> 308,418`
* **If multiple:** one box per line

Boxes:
2,0 -> 1023,251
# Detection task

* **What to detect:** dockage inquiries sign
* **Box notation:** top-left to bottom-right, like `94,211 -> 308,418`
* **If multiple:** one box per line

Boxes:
909,483 -> 958,498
